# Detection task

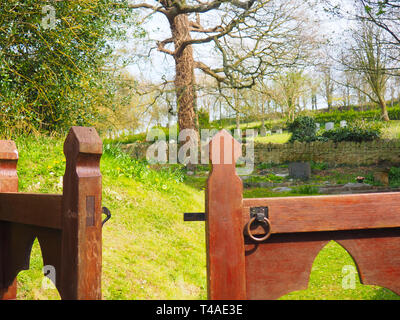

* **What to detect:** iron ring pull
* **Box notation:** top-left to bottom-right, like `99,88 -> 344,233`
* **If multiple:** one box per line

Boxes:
246,216 -> 272,242
102,207 -> 111,227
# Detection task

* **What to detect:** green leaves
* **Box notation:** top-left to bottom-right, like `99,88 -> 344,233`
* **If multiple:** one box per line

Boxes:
102,143 -> 185,193
287,115 -> 318,142
0,0 -> 141,135
320,120 -> 383,142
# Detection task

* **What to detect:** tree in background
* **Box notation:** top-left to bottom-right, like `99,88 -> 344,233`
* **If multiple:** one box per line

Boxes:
270,70 -> 310,121
340,21 -> 393,120
358,0 -> 400,48
0,0 -> 141,135
129,0 -> 318,133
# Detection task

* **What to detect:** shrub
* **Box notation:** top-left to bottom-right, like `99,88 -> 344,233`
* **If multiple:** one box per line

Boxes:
320,120 -> 383,142
198,108 -> 210,128
389,167 -> 400,187
287,116 -> 318,142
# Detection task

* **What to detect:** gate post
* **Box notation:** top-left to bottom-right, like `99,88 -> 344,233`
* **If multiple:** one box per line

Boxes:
60,127 -> 103,300
0,140 -> 18,300
206,130 -> 246,299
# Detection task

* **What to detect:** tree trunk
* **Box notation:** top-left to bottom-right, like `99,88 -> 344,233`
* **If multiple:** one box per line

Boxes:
170,14 -> 198,133
377,94 -> 390,121
235,111 -> 240,130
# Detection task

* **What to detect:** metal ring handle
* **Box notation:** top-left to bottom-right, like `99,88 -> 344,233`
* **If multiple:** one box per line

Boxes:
246,216 -> 272,242
102,207 -> 111,227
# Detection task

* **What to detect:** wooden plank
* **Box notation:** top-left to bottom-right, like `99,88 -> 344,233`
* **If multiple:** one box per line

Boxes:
243,192 -> 400,235
60,126 -> 103,300
0,140 -> 18,299
0,193 -> 62,229
206,130 -> 247,300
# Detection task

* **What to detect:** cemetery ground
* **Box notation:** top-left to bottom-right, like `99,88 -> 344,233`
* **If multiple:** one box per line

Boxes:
14,127 -> 400,300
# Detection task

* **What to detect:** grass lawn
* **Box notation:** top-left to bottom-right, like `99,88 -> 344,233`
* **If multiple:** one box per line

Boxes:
12,135 -> 400,300
254,132 -> 291,144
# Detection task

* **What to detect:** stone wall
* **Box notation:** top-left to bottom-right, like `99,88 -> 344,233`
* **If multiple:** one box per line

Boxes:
122,140 -> 400,166
253,140 -> 400,165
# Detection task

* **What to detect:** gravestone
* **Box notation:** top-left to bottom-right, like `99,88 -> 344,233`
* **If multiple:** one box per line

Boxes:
374,170 -> 389,186
315,123 -> 320,132
325,122 -> 334,131
260,126 -> 267,137
288,162 -> 311,180
266,130 -> 272,135
340,120 -> 347,128
275,128 -> 283,134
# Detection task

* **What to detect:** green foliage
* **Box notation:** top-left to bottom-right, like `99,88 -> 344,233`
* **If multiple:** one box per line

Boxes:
320,120 -> 383,142
102,143 -> 184,193
287,116 -> 318,142
389,167 -> 400,187
246,174 -> 284,183
310,161 -> 328,170
197,108 -> 210,128
292,185 -> 319,195
0,0 -> 142,135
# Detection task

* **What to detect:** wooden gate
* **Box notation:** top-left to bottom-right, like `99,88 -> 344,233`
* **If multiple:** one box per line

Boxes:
0,127 -> 105,300
186,130 -> 400,299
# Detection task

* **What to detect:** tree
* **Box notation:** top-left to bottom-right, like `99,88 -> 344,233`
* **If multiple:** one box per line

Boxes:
340,21 -> 393,120
0,0 -> 141,134
129,0 -> 317,133
270,70 -> 309,121
320,65 -> 335,110
358,0 -> 400,47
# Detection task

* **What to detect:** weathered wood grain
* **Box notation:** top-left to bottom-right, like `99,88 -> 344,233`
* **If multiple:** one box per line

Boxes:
0,140 -> 18,300
0,193 -> 62,229
60,126 -> 103,300
243,193 -> 400,235
206,130 -> 246,300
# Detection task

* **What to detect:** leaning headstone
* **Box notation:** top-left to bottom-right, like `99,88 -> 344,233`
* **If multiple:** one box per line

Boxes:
288,162 -> 311,180
260,126 -> 267,137
340,120 -> 347,128
325,122 -> 334,131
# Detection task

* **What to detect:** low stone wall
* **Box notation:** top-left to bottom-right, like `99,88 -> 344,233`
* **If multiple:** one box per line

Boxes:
253,140 -> 400,165
122,139 -> 400,166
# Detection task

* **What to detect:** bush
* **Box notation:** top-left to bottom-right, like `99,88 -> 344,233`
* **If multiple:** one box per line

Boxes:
320,120 -> 383,142
389,167 -> 400,187
287,116 -> 318,142
198,108 -> 210,128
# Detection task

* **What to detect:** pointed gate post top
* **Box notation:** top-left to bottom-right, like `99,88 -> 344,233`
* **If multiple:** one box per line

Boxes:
209,129 -> 241,165
64,126 -> 102,158
0,141 -> 18,160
